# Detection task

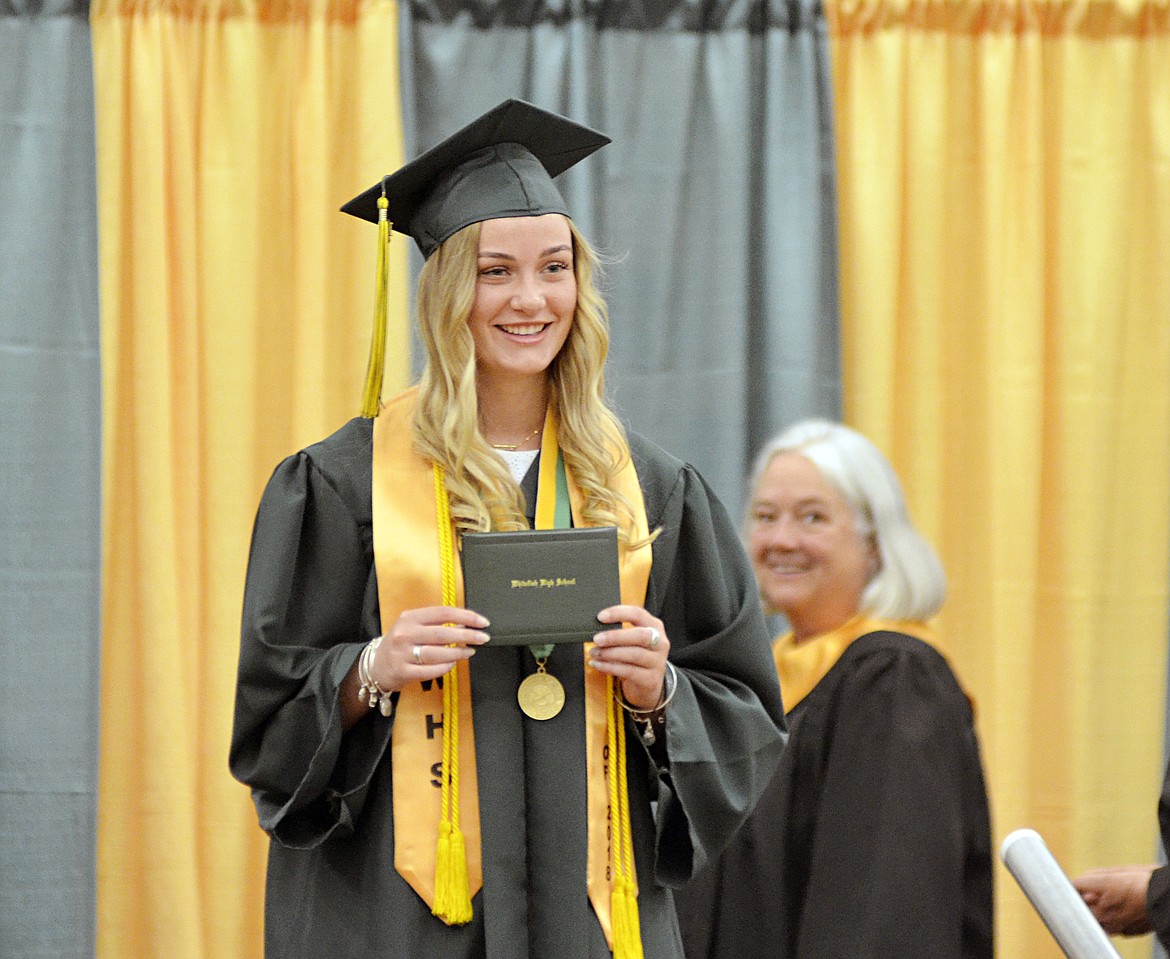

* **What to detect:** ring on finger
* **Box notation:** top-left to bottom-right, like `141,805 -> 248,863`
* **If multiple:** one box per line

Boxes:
647,628 -> 661,650
412,645 -> 423,665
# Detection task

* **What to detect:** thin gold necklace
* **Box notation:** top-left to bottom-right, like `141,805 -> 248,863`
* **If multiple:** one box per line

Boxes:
490,424 -> 542,451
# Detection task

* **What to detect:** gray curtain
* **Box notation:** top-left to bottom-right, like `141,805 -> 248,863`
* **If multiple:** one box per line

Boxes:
400,0 -> 841,519
0,1 -> 101,956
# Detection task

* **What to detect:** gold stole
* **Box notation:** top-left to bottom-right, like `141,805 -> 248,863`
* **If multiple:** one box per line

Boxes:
773,615 -> 940,712
372,386 -> 652,946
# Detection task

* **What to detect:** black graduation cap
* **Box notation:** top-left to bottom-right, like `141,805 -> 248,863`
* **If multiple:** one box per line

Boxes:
341,99 -> 611,259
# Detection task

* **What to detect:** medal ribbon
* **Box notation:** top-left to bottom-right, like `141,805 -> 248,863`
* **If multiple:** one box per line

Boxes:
526,427 -> 570,661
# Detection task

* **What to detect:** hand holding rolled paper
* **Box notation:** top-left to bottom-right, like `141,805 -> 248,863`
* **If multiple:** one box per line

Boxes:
1001,828 -> 1123,959
1072,864 -> 1157,936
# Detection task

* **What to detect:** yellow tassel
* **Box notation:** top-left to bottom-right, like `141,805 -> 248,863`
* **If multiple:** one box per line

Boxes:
612,874 -> 643,959
360,188 -> 391,418
608,678 -> 644,959
431,464 -> 473,925
433,819 -> 473,924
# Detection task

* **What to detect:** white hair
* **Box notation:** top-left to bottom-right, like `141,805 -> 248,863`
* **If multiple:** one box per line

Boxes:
747,418 -> 946,621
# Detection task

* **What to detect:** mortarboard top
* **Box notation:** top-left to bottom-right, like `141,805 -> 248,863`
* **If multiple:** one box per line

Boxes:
340,99 -> 610,259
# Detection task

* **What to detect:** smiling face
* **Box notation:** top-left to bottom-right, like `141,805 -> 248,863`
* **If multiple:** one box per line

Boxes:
468,213 -> 577,391
747,451 -> 878,641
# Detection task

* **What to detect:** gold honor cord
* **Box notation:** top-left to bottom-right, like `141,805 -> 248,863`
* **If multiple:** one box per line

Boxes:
376,389 -> 484,919
608,677 -> 643,959
431,463 -> 473,924
360,188 -> 391,419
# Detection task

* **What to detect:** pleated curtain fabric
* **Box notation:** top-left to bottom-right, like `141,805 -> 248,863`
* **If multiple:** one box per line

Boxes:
0,2 -> 102,958
89,1 -> 408,956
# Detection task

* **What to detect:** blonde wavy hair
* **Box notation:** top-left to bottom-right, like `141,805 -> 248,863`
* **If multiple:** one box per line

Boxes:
411,216 -> 640,544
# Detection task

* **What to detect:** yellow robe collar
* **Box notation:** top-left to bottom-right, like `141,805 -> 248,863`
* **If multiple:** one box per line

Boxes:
773,615 -> 939,712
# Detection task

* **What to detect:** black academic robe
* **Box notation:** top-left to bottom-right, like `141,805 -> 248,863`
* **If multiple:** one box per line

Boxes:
229,417 -> 788,959
675,630 -> 994,959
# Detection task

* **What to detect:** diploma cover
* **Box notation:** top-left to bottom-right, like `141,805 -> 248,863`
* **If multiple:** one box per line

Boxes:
461,526 -> 621,646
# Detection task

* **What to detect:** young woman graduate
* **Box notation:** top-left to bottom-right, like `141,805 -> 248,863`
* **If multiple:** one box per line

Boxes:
228,99 -> 788,959
675,419 -> 994,959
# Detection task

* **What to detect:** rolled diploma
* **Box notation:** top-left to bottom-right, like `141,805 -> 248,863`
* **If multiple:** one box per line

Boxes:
1001,828 -> 1123,959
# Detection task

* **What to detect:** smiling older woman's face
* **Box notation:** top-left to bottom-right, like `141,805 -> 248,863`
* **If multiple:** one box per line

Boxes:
747,452 -> 876,641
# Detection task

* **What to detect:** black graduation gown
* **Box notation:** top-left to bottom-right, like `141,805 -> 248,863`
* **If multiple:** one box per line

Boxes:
675,630 -> 994,959
228,417 -> 788,959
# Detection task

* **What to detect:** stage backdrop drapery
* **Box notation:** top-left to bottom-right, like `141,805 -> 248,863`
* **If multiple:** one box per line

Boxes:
39,1 -> 1167,958
827,0 -> 1170,956
399,0 -> 844,519
90,1 -> 409,956
0,2 -> 102,957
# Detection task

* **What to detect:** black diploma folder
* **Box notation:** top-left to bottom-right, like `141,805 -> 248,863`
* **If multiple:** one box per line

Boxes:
460,526 -> 621,646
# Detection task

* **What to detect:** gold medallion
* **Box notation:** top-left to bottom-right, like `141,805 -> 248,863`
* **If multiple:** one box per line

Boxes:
518,670 -> 565,720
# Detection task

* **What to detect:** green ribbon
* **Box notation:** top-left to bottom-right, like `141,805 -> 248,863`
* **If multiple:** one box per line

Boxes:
529,450 -> 571,661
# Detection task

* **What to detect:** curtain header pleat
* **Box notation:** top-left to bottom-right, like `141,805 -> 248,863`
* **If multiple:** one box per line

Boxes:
828,0 -> 1170,37
404,0 -> 825,32
89,0 -> 381,24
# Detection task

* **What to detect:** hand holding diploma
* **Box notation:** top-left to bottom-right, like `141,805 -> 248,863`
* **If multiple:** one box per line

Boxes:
589,605 -> 671,711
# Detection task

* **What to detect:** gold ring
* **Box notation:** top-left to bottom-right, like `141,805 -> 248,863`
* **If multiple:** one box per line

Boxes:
412,645 -> 422,665
648,628 -> 660,650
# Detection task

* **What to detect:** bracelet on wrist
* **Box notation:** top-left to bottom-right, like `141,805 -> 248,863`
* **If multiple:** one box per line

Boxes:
619,661 -> 677,716
620,662 -> 677,746
622,659 -> 678,748
357,636 -> 392,717
629,708 -> 668,748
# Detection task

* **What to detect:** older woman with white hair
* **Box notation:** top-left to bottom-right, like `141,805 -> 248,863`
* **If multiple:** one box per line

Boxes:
676,418 -> 994,959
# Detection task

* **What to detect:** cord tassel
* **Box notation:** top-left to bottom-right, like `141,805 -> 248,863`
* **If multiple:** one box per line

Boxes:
433,819 -> 473,924
431,463 -> 473,925
608,677 -> 644,959
360,182 -> 391,418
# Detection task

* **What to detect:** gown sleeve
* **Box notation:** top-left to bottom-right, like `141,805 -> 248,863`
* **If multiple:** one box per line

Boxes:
228,422 -> 391,849
638,453 -> 789,886
795,636 -> 992,959
1149,866 -> 1170,949
1150,758 -> 1170,948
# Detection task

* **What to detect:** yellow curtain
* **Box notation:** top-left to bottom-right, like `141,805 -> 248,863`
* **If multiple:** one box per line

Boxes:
828,0 -> 1170,955
91,1 -> 408,955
